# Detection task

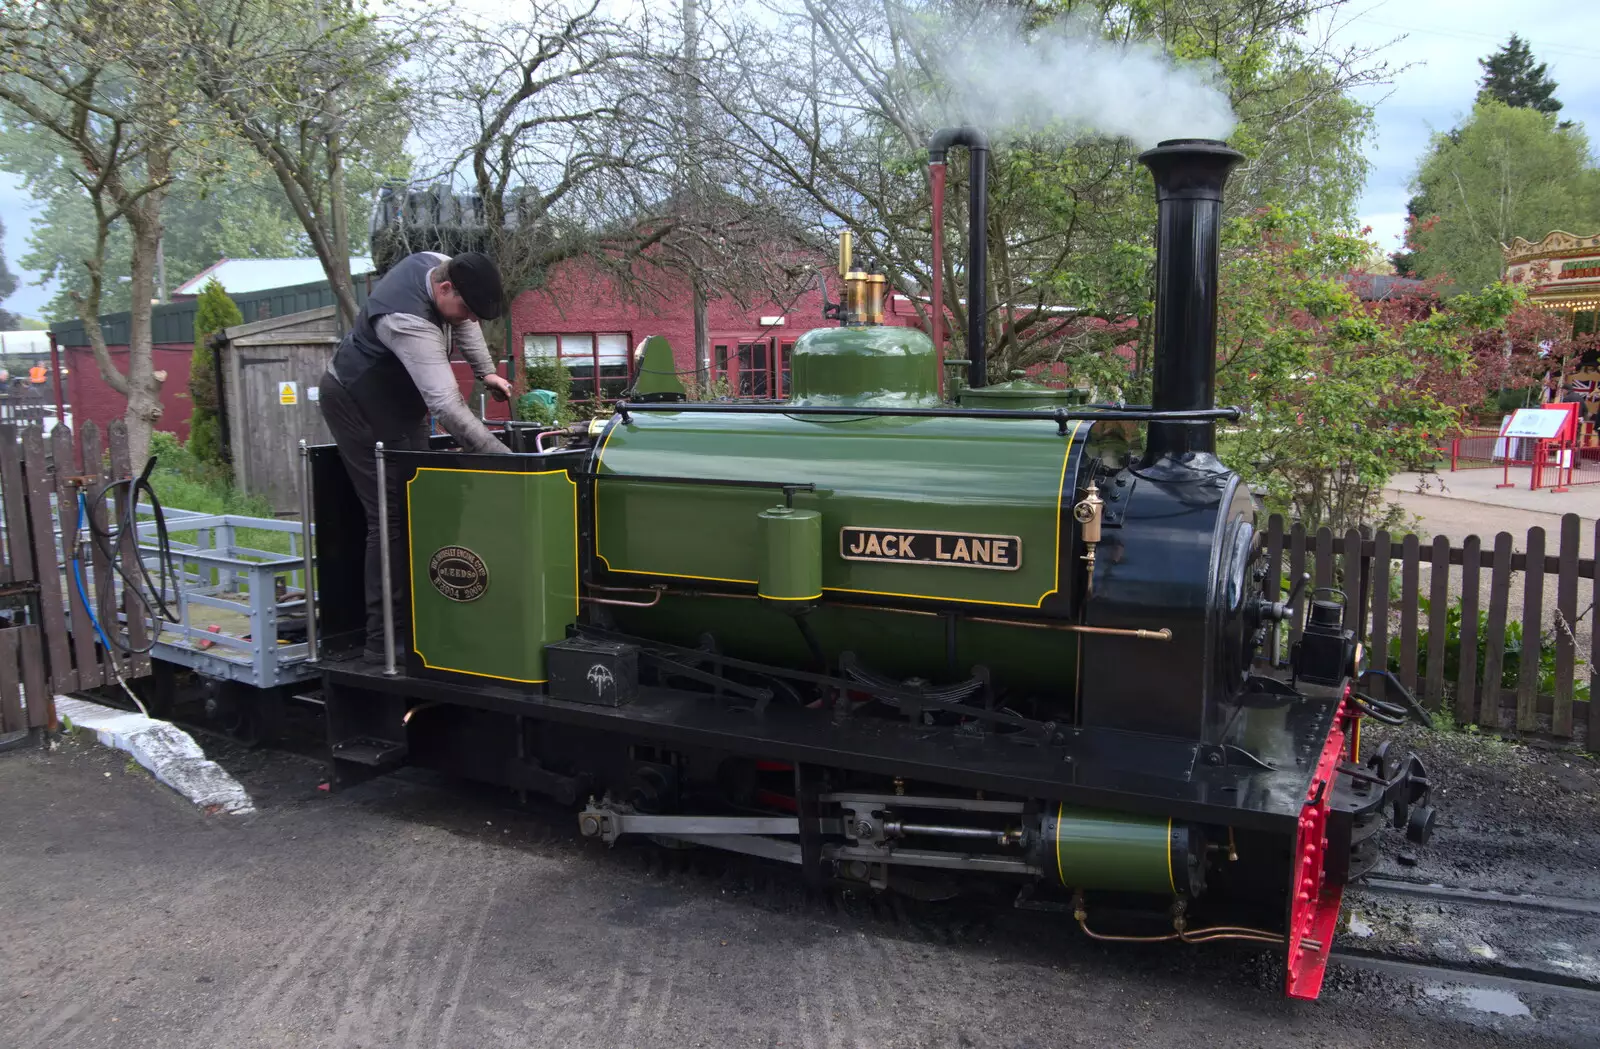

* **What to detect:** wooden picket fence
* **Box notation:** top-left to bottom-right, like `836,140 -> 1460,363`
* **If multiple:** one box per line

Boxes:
1261,513 -> 1599,750
0,420 -> 148,737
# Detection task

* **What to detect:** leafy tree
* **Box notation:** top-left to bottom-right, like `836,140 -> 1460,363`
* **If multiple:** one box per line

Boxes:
1408,101 -> 1600,292
1217,208 -> 1517,532
1478,34 -> 1562,116
700,0 -> 1389,391
0,214 -> 18,328
188,278 -> 241,465
2,122 -> 310,320
0,0 -> 194,467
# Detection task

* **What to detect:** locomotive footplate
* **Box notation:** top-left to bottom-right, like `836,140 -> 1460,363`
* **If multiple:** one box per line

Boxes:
321,655 -> 1340,834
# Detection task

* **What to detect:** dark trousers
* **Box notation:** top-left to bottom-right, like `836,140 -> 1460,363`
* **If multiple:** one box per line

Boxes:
317,371 -> 429,651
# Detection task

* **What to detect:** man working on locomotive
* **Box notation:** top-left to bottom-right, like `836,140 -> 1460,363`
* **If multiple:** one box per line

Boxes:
319,250 -> 513,662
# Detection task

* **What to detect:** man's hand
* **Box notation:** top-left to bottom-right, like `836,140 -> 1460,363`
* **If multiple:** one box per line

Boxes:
484,374 -> 513,402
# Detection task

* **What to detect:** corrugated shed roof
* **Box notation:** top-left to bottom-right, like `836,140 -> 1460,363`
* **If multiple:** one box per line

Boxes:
49,275 -> 374,347
173,257 -> 374,297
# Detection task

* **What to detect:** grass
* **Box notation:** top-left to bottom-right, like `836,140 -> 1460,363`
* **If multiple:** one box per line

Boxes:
147,432 -> 294,557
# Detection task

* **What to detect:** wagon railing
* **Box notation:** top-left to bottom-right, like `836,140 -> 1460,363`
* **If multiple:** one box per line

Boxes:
132,510 -> 316,689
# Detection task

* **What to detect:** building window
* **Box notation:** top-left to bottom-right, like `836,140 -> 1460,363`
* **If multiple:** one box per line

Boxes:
523,332 -> 631,402
710,335 -> 791,400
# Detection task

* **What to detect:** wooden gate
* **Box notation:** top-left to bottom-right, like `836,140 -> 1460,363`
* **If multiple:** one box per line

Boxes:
0,419 -> 149,739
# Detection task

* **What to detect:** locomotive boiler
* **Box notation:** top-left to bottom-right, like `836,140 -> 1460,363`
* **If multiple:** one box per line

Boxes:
305,137 -> 1435,1000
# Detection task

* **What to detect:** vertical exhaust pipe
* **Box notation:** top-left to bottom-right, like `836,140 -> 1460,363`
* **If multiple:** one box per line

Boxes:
928,126 -> 990,390
1137,139 -> 1244,465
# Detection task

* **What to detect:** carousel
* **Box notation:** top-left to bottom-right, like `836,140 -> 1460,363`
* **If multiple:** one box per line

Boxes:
1503,231 -> 1600,444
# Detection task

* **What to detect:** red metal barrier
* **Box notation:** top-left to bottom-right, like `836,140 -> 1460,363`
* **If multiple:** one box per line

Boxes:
1449,428 -> 1534,471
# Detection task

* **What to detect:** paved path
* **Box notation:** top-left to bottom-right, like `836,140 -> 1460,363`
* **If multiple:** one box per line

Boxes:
1,734 -> 1593,1048
1388,469 -> 1600,524
1381,472 -> 1599,692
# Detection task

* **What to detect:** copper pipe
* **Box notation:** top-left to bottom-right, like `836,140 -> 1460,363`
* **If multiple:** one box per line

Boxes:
1074,895 -> 1286,947
402,702 -> 439,725
582,585 -> 664,608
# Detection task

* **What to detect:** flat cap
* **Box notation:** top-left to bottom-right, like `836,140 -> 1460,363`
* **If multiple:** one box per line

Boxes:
448,251 -> 504,321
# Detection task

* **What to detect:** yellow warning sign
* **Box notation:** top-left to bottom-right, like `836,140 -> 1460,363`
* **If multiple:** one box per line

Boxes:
279,381 -> 298,406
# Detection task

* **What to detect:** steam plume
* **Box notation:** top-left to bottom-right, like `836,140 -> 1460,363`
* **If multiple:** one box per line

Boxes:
924,14 -> 1237,148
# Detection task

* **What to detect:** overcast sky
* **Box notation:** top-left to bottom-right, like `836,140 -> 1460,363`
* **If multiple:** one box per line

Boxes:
3,0 -> 1598,321
1323,0 -> 1600,252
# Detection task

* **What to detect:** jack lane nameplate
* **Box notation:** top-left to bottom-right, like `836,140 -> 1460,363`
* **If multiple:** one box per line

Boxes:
839,527 -> 1022,571
429,546 -> 489,602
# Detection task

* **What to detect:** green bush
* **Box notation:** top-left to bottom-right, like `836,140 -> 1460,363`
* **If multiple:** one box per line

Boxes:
189,278 -> 242,466
1492,385 -> 1539,415
516,354 -> 574,425
1391,595 -> 1589,705
147,431 -> 267,514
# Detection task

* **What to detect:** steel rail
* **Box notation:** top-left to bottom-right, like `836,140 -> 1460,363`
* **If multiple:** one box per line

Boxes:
1359,876 -> 1600,918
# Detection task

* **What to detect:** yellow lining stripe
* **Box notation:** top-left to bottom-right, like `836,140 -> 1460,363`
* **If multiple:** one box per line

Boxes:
757,592 -> 823,601
1055,801 -> 1066,887
1166,818 -> 1176,895
591,419 -> 1084,608
406,465 -> 579,683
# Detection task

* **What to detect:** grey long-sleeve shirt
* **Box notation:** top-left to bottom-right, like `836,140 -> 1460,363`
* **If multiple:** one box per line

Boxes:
374,262 -> 509,454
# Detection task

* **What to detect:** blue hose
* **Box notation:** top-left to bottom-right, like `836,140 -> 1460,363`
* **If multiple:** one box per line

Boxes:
71,491 -> 118,657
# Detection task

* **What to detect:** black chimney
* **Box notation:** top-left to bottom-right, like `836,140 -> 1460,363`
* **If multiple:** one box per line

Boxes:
1137,139 -> 1244,465
928,126 -> 990,389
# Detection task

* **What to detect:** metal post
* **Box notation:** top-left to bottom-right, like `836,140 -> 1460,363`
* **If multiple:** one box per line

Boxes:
48,331 -> 66,426
375,442 -> 399,675
298,439 -> 318,662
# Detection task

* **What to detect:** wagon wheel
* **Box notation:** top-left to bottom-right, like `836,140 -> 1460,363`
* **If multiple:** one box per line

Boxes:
203,680 -> 263,746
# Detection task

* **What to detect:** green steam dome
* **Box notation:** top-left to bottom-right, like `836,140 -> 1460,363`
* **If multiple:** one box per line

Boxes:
786,325 -> 939,408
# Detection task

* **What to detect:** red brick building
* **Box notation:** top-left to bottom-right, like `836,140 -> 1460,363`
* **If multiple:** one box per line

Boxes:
512,259 -> 926,403
52,256 -> 932,440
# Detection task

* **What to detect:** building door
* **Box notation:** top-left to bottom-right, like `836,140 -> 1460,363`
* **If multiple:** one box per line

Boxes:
232,343 -> 336,512
711,335 -> 789,399
777,340 -> 795,399
736,341 -> 770,397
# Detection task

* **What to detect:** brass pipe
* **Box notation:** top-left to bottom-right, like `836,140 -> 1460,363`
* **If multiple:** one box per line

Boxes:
967,617 -> 1171,641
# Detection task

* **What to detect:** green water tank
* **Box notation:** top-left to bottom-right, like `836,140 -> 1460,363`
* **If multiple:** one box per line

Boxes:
959,375 -> 1087,411
518,388 -> 558,421
787,325 -> 939,407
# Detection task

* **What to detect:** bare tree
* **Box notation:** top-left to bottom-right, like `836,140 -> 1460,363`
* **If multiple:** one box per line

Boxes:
164,0 -> 412,329
391,0 -> 810,370
0,0 -> 188,465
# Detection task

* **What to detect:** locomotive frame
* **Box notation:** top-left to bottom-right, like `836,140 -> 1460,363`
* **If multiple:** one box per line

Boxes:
292,137 -> 1434,1001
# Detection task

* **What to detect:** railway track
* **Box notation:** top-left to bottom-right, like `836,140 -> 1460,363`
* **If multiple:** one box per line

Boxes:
1358,876 -> 1600,919
1331,951 -> 1600,1006
86,687 -> 1600,1017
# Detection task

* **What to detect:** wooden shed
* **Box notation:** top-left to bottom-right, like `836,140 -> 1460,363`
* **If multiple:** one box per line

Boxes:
216,306 -> 339,513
